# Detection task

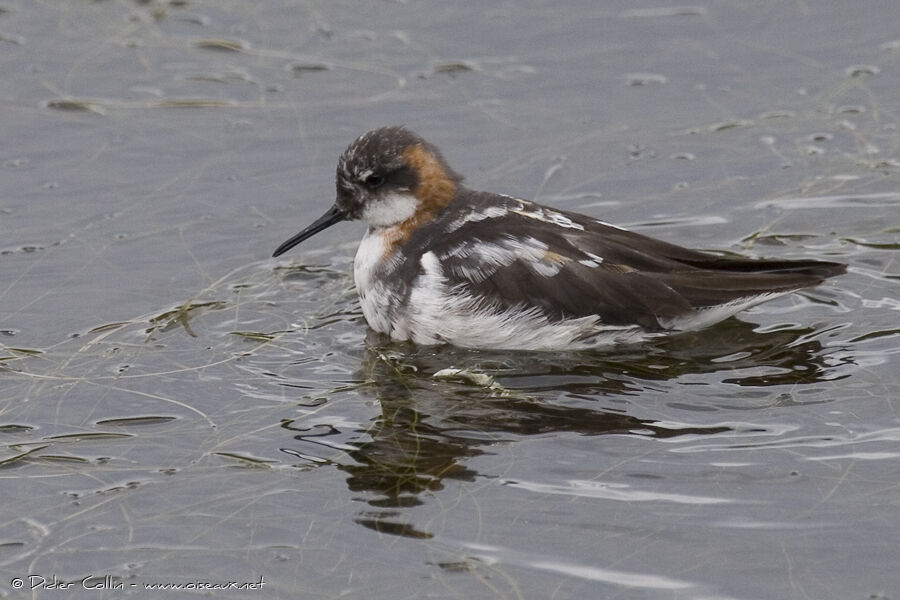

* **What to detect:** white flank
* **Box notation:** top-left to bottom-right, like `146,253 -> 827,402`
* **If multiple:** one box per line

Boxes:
663,292 -> 788,332
398,252 -> 655,350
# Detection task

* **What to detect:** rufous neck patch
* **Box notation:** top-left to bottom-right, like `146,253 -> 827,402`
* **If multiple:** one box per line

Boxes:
379,144 -> 458,256
403,144 -> 457,212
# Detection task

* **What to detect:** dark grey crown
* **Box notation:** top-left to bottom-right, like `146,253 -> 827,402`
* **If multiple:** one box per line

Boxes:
334,126 -> 461,218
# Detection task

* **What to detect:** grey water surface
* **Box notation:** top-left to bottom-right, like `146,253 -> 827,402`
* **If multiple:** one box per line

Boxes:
2,1 -> 899,598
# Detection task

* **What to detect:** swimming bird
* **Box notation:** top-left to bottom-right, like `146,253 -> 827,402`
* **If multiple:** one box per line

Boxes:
273,126 -> 845,350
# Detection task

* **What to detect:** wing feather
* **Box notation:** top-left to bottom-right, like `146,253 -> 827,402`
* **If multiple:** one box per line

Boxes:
416,191 -> 844,330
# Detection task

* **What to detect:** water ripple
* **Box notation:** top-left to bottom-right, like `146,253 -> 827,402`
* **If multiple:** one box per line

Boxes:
501,478 -> 733,504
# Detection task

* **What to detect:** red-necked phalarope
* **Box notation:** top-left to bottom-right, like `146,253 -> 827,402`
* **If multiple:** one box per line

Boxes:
273,126 -> 845,350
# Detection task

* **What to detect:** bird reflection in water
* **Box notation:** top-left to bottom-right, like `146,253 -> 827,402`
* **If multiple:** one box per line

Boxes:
281,317 -> 851,539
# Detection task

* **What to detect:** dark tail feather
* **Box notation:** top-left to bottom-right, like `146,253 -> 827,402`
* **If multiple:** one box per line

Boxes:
678,256 -> 847,279
656,259 -> 846,309
600,226 -> 847,280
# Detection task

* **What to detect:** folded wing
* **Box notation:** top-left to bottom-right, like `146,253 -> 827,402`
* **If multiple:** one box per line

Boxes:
430,195 -> 845,331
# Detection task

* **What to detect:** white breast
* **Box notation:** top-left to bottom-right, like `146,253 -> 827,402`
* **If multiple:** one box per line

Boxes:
353,230 -> 397,335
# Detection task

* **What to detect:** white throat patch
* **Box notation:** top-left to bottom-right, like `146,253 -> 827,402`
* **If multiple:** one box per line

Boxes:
361,191 -> 419,228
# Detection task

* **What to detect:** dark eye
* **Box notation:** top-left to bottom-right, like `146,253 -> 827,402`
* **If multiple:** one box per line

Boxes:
364,173 -> 384,188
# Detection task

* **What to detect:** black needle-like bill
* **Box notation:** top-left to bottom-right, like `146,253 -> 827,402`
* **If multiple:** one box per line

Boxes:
272,205 -> 347,257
